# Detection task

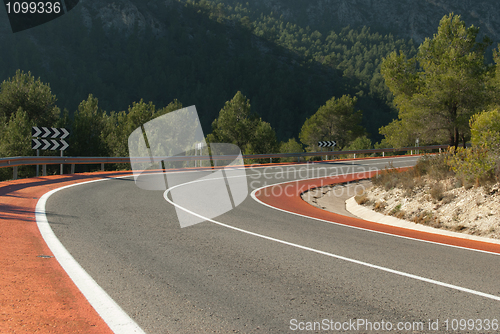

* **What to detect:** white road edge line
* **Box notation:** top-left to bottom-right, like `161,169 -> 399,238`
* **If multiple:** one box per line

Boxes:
34,155 -> 497,334
29,157 -> 414,334
250,170 -> 500,257
163,170 -> 500,303
36,177 -> 146,334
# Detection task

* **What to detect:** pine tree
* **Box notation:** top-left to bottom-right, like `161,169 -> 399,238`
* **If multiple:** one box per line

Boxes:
0,70 -> 60,127
381,13 -> 492,148
299,95 -> 365,151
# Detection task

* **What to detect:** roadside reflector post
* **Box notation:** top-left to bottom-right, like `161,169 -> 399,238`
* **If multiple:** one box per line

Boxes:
13,166 -> 17,180
36,149 -> 39,177
270,158 -> 272,164
383,152 -> 385,157
354,153 -> 356,159
60,150 -> 63,175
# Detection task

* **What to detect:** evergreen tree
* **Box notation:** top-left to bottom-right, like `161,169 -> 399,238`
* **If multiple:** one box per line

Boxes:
0,108 -> 34,179
279,138 -> 303,162
380,13 -> 492,148
244,120 -> 279,156
299,95 -> 365,151
69,95 -> 109,157
0,70 -> 60,127
207,91 -> 278,155
0,107 -> 33,157
104,99 -> 183,160
207,91 -> 256,151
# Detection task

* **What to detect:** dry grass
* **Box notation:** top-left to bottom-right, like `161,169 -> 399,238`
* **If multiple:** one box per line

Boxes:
372,154 -> 456,191
429,182 -> 445,201
395,211 -> 406,219
355,194 -> 369,205
373,201 -> 386,212
442,194 -> 454,204
411,210 -> 435,225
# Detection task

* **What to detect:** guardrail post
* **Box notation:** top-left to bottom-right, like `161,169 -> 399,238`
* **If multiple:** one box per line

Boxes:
71,164 -> 75,174
270,158 -> 272,164
383,152 -> 385,157
101,163 -> 105,171
354,153 -> 356,159
42,165 -> 47,176
13,166 -> 17,180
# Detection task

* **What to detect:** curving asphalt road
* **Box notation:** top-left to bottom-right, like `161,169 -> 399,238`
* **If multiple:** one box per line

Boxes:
45,157 -> 500,333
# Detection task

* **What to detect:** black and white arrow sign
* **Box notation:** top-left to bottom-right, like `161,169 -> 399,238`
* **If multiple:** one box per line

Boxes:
318,141 -> 336,148
32,127 -> 70,139
32,139 -> 69,151
32,139 -> 42,150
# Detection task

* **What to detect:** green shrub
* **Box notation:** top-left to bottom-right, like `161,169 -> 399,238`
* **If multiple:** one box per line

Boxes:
279,138 -> 303,162
445,146 -> 496,185
413,153 -> 453,180
470,108 -> 500,153
391,203 -> 402,215
372,154 -> 452,190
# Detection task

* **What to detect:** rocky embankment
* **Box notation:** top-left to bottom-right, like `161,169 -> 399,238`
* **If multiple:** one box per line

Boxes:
303,177 -> 500,239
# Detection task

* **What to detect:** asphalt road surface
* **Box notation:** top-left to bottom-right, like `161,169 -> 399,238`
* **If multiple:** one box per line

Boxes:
46,157 -> 500,333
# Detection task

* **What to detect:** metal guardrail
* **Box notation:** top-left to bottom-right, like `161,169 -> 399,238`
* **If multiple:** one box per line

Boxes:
0,145 -> 448,180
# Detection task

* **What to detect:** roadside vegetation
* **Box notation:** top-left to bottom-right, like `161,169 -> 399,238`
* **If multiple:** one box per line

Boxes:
366,106 -> 500,194
355,112 -> 500,232
351,13 -> 500,233
1,12 -> 500,183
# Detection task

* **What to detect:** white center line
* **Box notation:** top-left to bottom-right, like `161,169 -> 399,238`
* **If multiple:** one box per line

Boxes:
164,169 -> 500,303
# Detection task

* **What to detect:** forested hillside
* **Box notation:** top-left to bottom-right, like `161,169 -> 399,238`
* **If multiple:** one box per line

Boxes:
1,0 -> 499,182
0,0 -> 418,142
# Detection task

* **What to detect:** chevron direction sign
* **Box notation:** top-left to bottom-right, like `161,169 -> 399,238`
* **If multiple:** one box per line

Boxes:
32,126 -> 69,139
318,141 -> 336,148
32,139 -> 69,151
32,126 -> 69,151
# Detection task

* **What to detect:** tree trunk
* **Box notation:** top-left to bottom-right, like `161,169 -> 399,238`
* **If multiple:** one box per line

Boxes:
449,105 -> 459,148
449,127 -> 459,148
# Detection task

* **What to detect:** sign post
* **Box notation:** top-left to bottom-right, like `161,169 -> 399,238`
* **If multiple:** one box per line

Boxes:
32,127 -> 70,175
318,141 -> 336,160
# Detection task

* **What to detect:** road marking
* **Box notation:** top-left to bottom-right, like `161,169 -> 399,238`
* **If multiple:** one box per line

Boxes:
163,171 -> 500,303
36,178 -> 146,334
31,156 -> 457,333
251,169 -> 500,257
30,156 -> 418,333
